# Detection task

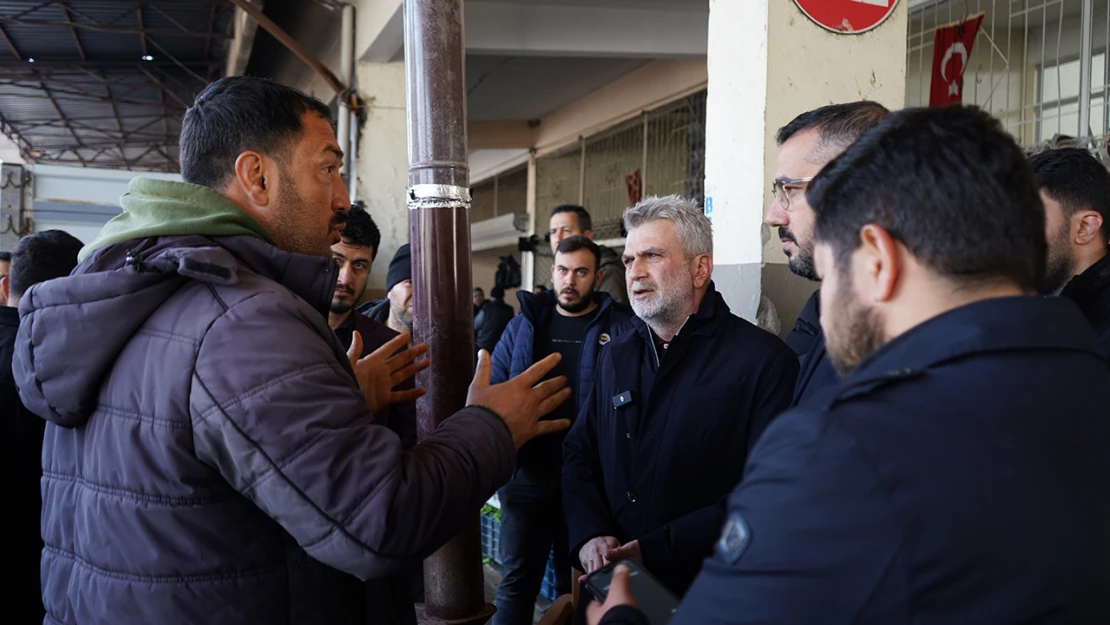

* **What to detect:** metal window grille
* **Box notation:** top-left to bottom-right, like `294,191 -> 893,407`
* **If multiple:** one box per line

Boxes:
531,89 -> 707,286
906,0 -> 1110,161
470,165 -> 528,224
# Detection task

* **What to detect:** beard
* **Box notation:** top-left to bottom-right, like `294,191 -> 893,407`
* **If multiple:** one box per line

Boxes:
330,284 -> 365,315
779,227 -> 819,281
272,169 -> 346,257
824,272 -> 887,379
557,286 -> 594,314
1040,223 -> 1075,295
630,277 -> 689,331
392,304 -> 413,331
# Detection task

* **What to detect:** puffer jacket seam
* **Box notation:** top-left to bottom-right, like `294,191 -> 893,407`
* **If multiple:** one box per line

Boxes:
133,328 -> 201,347
43,470 -> 236,507
199,362 -> 338,416
43,545 -> 286,583
96,404 -> 190,431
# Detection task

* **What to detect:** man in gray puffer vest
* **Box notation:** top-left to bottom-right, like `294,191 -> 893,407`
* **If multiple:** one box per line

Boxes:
13,76 -> 571,625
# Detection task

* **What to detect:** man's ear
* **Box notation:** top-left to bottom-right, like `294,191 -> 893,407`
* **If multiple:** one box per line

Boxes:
233,151 -> 272,207
857,224 -> 900,303
692,253 -> 713,289
1075,210 -> 1105,247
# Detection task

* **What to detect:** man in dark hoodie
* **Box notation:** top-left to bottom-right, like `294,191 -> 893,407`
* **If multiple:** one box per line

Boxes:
1029,147 -> 1110,357
1,230 -> 83,625
490,235 -> 634,625
13,76 -> 572,625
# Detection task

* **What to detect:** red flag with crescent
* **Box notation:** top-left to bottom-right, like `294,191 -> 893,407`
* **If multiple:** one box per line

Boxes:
930,12 -> 984,106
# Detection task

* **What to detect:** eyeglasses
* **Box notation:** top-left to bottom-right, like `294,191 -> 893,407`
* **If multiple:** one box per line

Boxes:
771,176 -> 815,211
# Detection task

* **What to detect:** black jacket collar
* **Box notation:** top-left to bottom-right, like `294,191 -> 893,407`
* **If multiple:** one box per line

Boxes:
1061,253 -> 1110,313
632,281 -> 729,344
846,296 -> 1101,387
0,305 -> 18,328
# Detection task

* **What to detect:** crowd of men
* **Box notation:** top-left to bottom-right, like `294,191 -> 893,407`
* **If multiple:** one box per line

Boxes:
3,74 -> 1110,625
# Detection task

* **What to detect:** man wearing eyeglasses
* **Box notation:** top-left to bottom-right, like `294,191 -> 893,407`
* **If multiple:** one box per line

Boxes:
766,102 -> 889,406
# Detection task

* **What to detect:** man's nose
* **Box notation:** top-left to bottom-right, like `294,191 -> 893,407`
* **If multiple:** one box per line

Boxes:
765,199 -> 788,227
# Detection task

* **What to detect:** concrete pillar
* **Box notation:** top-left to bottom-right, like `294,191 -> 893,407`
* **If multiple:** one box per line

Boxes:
0,163 -> 25,253
704,0 -> 907,331
353,61 -> 409,298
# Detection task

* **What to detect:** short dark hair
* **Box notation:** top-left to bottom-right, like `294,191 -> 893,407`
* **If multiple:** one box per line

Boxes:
491,286 -> 505,300
555,234 -> 601,270
1028,148 -> 1110,243
809,106 -> 1045,293
474,287 -> 484,294
10,230 -> 83,298
0,251 -> 11,263
340,201 -> 381,260
551,204 -> 593,232
777,101 -> 890,162
179,76 -> 333,190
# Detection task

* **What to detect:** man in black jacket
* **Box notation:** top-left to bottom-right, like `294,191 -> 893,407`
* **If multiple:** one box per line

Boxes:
562,194 -> 797,598
475,286 -> 515,353
767,102 -> 889,406
1029,147 -> 1110,357
2,230 -> 83,624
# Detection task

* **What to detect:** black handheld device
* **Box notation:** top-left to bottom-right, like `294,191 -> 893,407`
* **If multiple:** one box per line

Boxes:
584,559 -> 679,625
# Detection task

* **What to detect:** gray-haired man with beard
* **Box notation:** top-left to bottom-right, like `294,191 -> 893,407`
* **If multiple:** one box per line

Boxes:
766,102 -> 889,406
563,195 -> 797,600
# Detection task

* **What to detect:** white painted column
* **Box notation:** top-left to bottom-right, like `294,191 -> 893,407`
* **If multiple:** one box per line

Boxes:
354,61 -> 409,297
705,0 -> 907,331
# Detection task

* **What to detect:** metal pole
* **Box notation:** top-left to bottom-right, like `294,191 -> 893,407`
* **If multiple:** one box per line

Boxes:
1078,0 -> 1093,146
335,4 -> 352,188
403,0 -> 491,623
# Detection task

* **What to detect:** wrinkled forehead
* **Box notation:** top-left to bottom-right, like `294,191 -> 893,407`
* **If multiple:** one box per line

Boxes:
625,219 -> 679,253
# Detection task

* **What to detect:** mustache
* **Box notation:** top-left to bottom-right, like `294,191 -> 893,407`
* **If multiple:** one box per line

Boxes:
630,281 -> 656,292
332,213 -> 349,229
334,284 -> 354,296
778,227 -> 796,244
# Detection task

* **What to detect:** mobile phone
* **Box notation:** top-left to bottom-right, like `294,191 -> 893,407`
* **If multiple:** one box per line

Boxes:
584,559 -> 679,625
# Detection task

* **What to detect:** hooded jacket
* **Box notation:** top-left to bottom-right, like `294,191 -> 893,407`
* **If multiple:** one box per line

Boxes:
15,178 -> 514,625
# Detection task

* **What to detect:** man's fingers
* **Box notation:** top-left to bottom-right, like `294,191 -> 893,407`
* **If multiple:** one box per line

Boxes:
386,342 -> 429,370
347,331 -> 363,364
517,352 -> 561,388
471,349 -> 492,390
606,565 -> 637,606
532,375 -> 568,397
366,332 -> 412,362
390,359 -> 430,386
535,388 -> 573,419
389,387 -> 426,404
533,418 -> 572,439
585,598 -> 606,625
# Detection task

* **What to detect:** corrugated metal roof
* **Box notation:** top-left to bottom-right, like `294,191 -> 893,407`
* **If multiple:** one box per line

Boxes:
0,0 -> 232,171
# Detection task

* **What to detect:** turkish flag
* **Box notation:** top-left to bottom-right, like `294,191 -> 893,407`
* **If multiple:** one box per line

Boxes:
930,12 -> 984,106
625,169 -> 643,206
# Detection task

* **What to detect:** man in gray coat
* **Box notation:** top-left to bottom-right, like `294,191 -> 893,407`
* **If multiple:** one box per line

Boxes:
14,76 -> 570,625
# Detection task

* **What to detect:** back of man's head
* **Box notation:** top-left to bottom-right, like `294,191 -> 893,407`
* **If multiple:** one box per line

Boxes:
341,201 -> 382,260
551,204 -> 593,232
179,76 -> 333,191
777,101 -> 890,162
1028,148 -> 1110,246
809,106 -> 1044,293
9,230 -> 84,304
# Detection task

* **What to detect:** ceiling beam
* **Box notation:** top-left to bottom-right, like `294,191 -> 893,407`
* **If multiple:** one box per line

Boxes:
0,16 -> 231,39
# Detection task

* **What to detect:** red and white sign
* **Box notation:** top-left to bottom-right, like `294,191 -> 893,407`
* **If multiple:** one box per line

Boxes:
929,13 -> 984,107
793,0 -> 900,34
